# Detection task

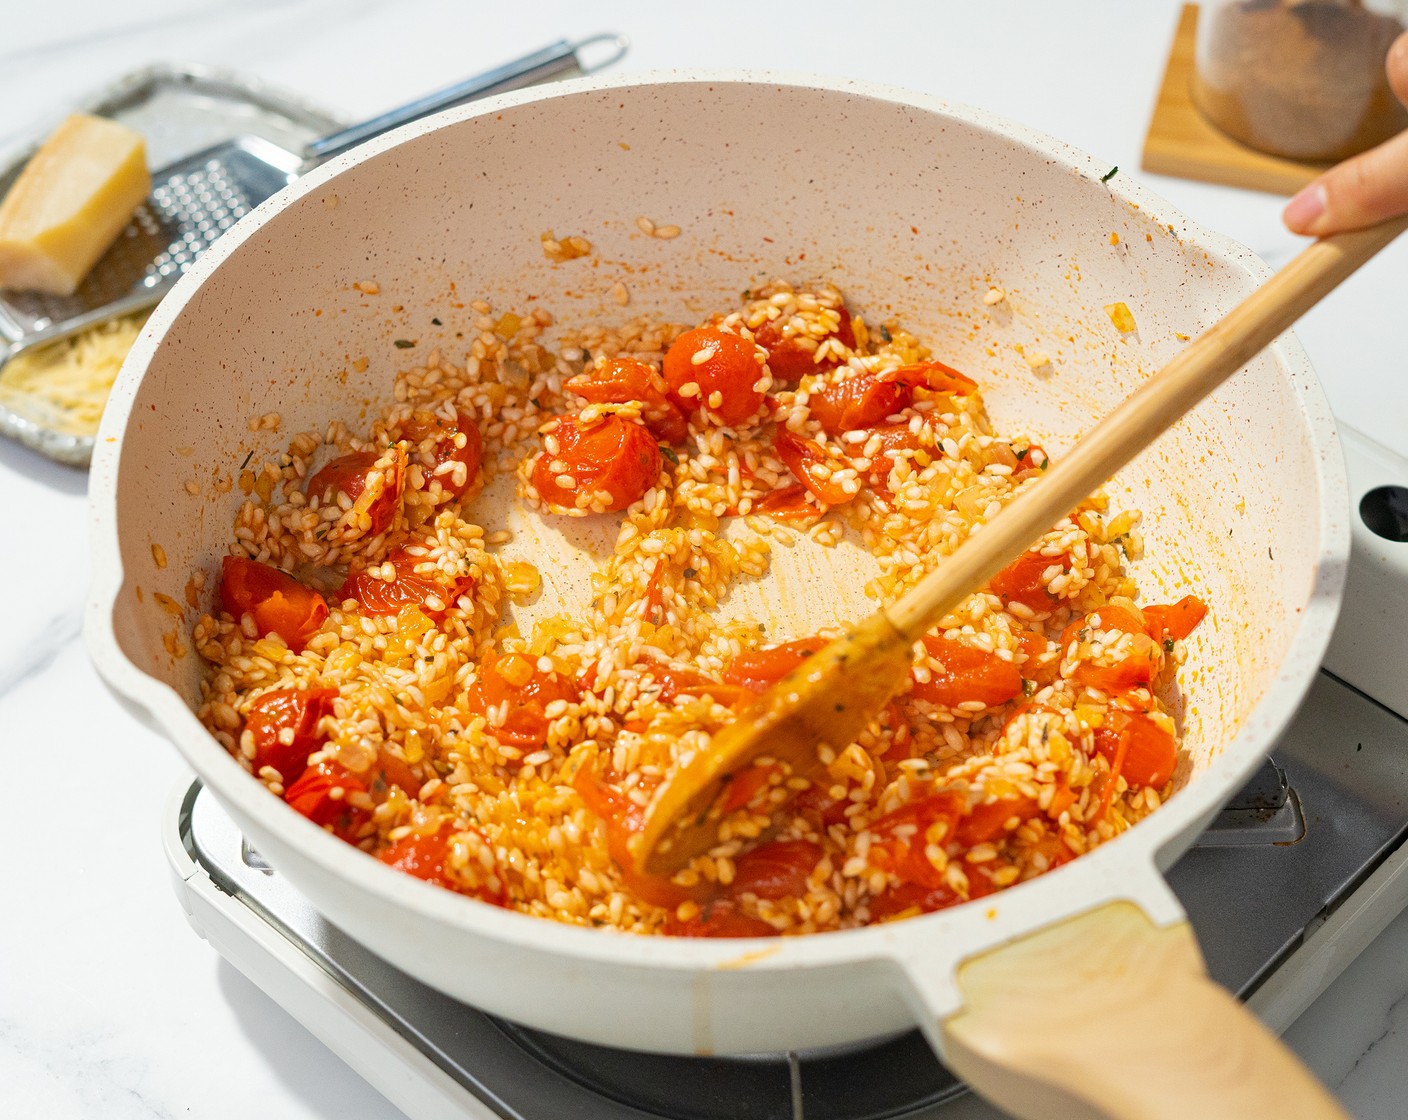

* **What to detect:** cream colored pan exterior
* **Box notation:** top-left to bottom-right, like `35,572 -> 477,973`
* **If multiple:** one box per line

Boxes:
87,73 -> 1346,1083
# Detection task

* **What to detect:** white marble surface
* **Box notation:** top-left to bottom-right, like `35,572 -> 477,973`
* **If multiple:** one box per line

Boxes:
4,2 -> 1408,1117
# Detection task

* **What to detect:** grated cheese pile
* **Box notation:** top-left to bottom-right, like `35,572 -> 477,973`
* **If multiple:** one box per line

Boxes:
0,311 -> 145,436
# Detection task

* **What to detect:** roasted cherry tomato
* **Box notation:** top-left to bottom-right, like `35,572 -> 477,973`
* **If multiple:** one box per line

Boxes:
244,687 -> 337,778
1014,628 -> 1057,687
1060,605 -> 1159,692
283,760 -> 370,842
752,305 -> 855,381
716,762 -> 784,816
305,449 -> 405,536
366,747 -> 423,803
643,663 -> 752,709
1093,710 -> 1178,791
338,547 -> 476,618
952,795 -> 1041,847
753,482 -> 822,521
662,327 -> 766,427
663,900 -> 777,938
1143,595 -> 1208,643
465,651 -> 581,750
805,355 -> 972,437
396,410 -> 484,499
987,550 -> 1070,613
774,428 -> 855,506
220,555 -> 329,652
877,359 -> 977,396
568,357 -> 690,444
377,823 -> 459,888
807,370 -> 911,436
572,766 -> 709,908
868,789 -> 965,889
910,634 -> 1023,709
727,840 -> 823,901
722,636 -> 829,693
530,412 -> 663,513
867,879 -> 964,921
375,821 -> 503,902
793,782 -> 853,829
862,422 -> 926,501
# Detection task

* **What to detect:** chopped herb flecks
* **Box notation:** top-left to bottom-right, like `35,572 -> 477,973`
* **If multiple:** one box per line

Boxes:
879,324 -> 892,343
393,339 -> 415,348
683,567 -> 697,579
1101,166 -> 1118,183
431,317 -> 442,326
1163,638 -> 1175,653
660,445 -> 680,465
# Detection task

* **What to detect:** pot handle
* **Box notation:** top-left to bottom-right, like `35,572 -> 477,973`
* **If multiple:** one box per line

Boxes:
935,900 -> 1347,1120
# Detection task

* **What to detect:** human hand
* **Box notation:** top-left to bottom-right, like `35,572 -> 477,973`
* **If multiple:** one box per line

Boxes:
1283,29 -> 1408,236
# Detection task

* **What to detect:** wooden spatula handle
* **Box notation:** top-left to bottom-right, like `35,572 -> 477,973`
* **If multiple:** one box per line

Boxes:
886,218 -> 1408,643
941,902 -> 1348,1120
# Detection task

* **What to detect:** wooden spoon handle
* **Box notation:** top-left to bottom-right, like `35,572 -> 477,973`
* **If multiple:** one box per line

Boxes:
940,902 -> 1348,1120
886,218 -> 1408,643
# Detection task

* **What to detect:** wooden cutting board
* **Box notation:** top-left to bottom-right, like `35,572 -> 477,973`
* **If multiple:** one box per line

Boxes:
1141,4 -> 1331,196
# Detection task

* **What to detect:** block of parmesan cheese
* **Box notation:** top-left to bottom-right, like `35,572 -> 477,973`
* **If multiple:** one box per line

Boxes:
0,114 -> 150,296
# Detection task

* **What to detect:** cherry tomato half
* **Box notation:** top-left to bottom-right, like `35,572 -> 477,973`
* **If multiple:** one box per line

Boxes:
531,412 -> 663,513
663,327 -> 766,427
807,371 -> 911,437
375,822 -> 504,903
465,651 -> 581,750
220,555 -> 329,652
862,422 -> 927,502
284,760 -> 370,842
339,547 -> 476,618
1060,606 -> 1159,692
868,790 -> 966,890
377,822 -> 459,888
568,357 -> 689,444
305,449 -> 405,536
910,634 -> 1023,709
722,636 -> 829,693
1143,595 -> 1208,643
244,687 -> 337,778
663,900 -> 776,938
988,550 -> 1071,613
396,410 -> 483,500
752,305 -> 855,381
774,428 -> 855,506
1093,710 -> 1178,791
727,840 -> 823,901
753,482 -> 823,522
877,359 -> 977,396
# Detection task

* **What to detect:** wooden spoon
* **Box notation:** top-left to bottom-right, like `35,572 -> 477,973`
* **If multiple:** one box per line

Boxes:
631,217 -> 1408,877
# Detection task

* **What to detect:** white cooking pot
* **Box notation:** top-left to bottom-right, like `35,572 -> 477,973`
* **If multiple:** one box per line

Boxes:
86,73 -> 1350,1119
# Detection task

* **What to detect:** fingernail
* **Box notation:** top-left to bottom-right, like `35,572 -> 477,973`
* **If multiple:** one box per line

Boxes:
1284,183 -> 1327,232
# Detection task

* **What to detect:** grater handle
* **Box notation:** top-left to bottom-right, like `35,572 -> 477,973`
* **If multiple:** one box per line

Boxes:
303,34 -> 628,163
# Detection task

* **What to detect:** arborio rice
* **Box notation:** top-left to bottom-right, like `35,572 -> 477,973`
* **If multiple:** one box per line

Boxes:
193,279 -> 1207,937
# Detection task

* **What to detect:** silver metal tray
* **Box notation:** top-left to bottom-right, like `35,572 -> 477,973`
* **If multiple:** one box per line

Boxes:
0,63 -> 344,467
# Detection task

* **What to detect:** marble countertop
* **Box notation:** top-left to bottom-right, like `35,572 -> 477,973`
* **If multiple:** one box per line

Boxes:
4,2 -> 1408,1117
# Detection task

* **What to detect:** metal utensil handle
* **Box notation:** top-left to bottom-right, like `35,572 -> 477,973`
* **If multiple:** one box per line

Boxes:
303,33 -> 627,162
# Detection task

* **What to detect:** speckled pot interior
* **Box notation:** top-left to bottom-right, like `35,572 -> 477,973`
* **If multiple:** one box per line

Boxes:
87,72 -> 1347,1057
